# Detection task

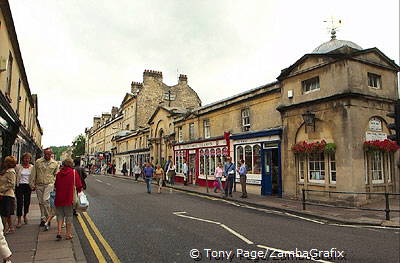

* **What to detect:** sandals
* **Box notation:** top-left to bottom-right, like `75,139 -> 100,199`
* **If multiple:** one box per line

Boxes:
65,234 -> 73,240
4,228 -> 15,235
16,222 -> 22,228
24,216 -> 28,224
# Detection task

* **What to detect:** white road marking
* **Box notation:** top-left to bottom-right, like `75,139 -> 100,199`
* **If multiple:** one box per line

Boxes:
173,212 -> 253,244
257,245 -> 333,263
95,179 -> 103,183
283,213 -> 325,224
106,183 -> 111,186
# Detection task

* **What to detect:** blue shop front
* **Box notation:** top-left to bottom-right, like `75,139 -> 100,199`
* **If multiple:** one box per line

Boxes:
230,129 -> 282,196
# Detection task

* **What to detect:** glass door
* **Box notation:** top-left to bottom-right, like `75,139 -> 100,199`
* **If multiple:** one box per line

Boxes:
189,153 -> 196,184
261,147 -> 281,196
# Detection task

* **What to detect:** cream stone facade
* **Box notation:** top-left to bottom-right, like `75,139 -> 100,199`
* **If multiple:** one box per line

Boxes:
85,35 -> 399,204
0,1 -> 43,162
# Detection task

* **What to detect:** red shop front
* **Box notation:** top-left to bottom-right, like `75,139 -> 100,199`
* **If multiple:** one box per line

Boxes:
173,135 -> 230,187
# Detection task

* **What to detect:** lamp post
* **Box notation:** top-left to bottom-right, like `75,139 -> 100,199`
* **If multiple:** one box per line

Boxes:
302,111 -> 316,132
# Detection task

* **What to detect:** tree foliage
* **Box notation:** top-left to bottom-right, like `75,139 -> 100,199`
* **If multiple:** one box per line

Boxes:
49,146 -> 69,161
72,134 -> 86,159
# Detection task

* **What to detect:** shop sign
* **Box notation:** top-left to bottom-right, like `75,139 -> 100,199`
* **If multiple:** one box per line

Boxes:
189,150 -> 196,154
365,131 -> 387,141
233,135 -> 280,145
368,118 -> 382,132
174,139 -> 226,150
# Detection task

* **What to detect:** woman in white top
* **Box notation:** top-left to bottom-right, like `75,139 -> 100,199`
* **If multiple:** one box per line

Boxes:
15,152 -> 33,228
167,161 -> 176,185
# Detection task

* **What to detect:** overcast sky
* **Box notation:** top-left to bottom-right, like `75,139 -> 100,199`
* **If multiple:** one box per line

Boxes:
9,0 -> 399,147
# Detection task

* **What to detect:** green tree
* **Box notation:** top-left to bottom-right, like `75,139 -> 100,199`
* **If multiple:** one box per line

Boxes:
50,146 -> 69,161
72,134 -> 85,159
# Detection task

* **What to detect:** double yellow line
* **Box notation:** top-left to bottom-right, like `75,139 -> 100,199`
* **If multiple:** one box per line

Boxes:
77,212 -> 121,263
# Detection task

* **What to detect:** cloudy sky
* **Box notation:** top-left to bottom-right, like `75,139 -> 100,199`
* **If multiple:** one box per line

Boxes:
9,0 -> 399,147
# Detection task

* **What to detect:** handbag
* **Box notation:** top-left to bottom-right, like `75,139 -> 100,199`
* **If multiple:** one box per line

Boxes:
77,192 -> 89,211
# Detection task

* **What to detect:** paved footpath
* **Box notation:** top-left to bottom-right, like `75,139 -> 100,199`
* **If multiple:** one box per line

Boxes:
109,173 -> 400,228
5,195 -> 86,263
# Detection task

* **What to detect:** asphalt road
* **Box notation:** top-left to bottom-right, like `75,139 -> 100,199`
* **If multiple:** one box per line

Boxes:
73,174 -> 400,263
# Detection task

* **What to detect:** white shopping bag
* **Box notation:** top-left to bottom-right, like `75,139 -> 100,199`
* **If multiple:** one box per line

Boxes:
77,192 -> 89,211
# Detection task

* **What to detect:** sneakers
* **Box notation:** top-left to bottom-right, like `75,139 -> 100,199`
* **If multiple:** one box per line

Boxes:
43,224 -> 49,231
39,220 -> 46,227
56,234 -> 62,241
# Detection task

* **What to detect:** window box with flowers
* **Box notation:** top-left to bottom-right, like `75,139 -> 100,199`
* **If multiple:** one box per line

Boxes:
363,139 -> 399,184
292,140 -> 337,184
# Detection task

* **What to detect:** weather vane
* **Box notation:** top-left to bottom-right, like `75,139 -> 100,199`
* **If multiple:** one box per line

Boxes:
323,17 -> 342,40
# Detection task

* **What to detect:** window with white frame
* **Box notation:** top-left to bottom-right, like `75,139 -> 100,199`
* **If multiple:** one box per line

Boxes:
189,123 -> 195,140
308,152 -> 325,183
178,127 -> 183,142
241,108 -> 250,132
298,155 -> 305,182
236,144 -> 261,174
367,73 -> 381,89
203,119 -> 211,139
302,76 -> 320,94
329,153 -> 336,184
371,151 -> 384,183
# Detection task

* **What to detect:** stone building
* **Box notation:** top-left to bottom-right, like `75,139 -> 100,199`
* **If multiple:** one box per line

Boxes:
0,1 -> 43,162
85,70 -> 202,173
85,33 -> 399,204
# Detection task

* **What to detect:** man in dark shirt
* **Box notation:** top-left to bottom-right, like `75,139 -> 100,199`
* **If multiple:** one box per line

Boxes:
143,162 -> 154,194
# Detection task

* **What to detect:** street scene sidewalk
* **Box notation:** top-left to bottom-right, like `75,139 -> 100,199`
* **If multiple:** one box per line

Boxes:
5,195 -> 86,263
108,173 -> 400,228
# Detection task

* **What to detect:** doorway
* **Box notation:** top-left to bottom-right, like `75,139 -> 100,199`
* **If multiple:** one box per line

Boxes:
261,146 -> 281,196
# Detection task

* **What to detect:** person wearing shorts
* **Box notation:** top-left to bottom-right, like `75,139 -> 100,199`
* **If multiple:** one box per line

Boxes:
54,159 -> 82,240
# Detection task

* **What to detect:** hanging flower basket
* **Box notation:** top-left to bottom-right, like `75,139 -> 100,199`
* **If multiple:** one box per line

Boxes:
292,140 -> 335,154
364,139 -> 400,153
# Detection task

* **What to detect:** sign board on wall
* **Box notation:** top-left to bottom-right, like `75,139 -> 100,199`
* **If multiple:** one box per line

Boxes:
365,132 -> 387,141
232,135 -> 280,145
368,118 -> 383,132
174,139 -> 226,150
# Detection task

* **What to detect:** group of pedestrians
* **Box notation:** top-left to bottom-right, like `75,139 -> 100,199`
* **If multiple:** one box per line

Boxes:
0,148 -> 88,263
212,157 -> 247,198
141,157 -> 176,194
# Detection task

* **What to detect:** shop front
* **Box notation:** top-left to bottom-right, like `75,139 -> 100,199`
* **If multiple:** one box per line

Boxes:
174,136 -> 229,186
230,129 -> 282,196
0,93 -> 20,163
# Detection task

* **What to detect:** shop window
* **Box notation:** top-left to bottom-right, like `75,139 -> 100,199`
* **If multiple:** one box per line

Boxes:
308,152 -> 325,183
368,73 -> 381,89
371,151 -> 384,183
189,123 -> 195,140
241,109 -> 250,132
210,149 -> 216,175
216,148 -> 222,168
204,150 -> 210,176
200,150 -> 204,175
298,155 -> 305,182
302,76 -> 320,94
237,146 -> 243,162
244,145 -> 253,172
329,153 -> 336,184
253,145 -> 261,174
203,119 -> 211,139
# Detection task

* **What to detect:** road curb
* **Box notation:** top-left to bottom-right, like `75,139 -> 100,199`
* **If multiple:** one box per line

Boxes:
107,174 -> 399,228
72,216 -> 88,263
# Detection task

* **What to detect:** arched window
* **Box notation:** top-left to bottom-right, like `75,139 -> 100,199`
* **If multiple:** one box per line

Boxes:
245,145 -> 252,172
237,146 -> 243,162
253,145 -> 261,174
200,150 -> 204,175
210,149 -> 216,175
205,149 -> 210,176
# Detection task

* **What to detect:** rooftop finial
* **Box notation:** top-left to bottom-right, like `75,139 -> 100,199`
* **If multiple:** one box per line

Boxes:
324,16 -> 341,40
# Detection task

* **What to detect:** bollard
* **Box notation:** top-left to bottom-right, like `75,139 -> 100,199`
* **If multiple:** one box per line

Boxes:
302,189 -> 306,210
385,193 -> 390,221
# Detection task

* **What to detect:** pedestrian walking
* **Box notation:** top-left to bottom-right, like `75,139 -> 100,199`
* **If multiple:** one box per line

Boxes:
213,162 -> 224,193
154,165 -> 164,194
43,190 -> 56,231
0,219 -> 11,263
122,162 -> 128,176
143,162 -> 154,194
29,148 -> 59,226
133,163 -> 141,181
223,157 -> 235,198
182,158 -> 188,186
167,161 -> 176,185
73,159 -> 87,216
238,159 -> 248,198
0,156 -> 17,234
15,152 -> 33,228
54,158 -> 82,240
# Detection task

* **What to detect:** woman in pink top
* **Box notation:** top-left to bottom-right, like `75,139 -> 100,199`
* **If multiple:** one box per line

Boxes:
213,162 -> 224,193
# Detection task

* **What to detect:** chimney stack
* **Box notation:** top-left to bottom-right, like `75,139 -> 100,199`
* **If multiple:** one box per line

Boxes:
178,74 -> 188,85
131,81 -> 143,94
111,106 -> 119,118
143,69 -> 163,83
